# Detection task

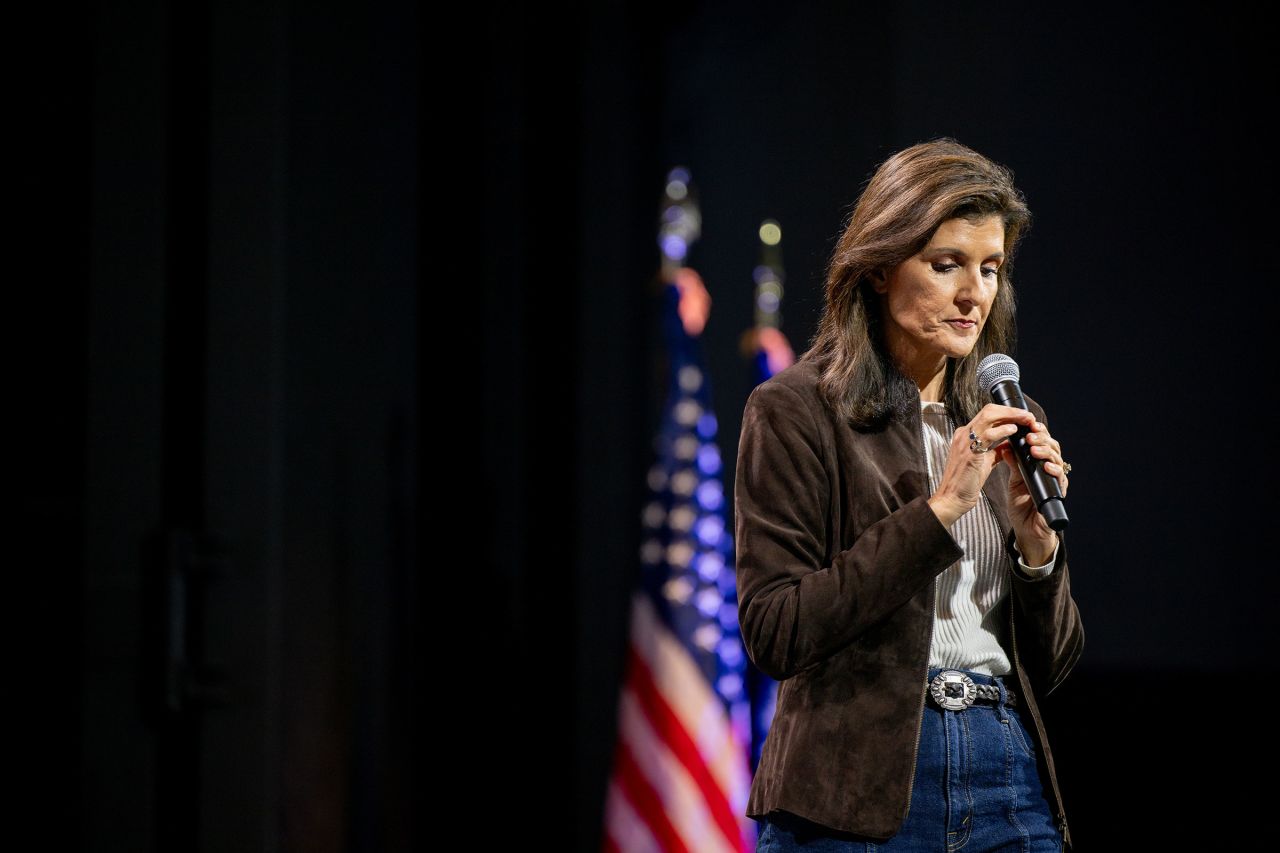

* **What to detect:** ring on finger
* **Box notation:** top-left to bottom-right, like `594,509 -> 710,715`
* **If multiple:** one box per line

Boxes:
968,429 -> 990,454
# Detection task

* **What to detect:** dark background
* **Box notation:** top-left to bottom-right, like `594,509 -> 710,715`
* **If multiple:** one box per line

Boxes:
22,1 -> 1270,850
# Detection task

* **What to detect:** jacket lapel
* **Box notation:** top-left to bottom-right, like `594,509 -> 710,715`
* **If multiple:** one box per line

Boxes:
982,461 -> 1013,544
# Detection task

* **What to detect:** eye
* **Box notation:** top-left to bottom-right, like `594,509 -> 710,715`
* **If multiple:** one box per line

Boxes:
931,263 -> 957,273
982,266 -> 1000,278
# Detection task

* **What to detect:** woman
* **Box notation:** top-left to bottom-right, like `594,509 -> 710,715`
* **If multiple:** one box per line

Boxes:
734,138 -> 1084,852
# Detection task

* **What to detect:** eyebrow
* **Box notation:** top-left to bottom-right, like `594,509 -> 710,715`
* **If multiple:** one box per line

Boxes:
926,247 -> 1006,261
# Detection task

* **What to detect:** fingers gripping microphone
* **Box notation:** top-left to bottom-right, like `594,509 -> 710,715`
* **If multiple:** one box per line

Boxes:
976,354 -> 1069,531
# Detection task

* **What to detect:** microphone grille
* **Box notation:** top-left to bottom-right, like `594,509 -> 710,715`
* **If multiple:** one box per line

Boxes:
976,353 -> 1019,393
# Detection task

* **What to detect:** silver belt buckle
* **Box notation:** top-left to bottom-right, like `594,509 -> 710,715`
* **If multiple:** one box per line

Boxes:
929,670 -> 977,711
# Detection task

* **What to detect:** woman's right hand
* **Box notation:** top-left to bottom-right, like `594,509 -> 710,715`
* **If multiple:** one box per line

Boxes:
927,403 -> 1038,527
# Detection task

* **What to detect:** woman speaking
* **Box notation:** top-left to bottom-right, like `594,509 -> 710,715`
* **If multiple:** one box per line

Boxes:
734,138 -> 1084,852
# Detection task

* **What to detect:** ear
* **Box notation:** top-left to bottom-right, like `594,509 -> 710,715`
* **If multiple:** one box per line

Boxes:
868,267 -> 888,294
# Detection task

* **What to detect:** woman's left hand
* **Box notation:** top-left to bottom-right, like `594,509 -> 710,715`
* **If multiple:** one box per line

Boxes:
997,419 -> 1068,566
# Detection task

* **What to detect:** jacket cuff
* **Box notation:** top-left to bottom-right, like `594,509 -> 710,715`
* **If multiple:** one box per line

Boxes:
1012,540 -> 1059,581
1005,528 -> 1068,588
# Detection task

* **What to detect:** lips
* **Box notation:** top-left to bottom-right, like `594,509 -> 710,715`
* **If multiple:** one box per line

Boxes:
945,319 -> 977,329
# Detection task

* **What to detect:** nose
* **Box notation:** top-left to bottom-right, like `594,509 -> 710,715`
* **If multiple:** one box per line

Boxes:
955,267 -> 989,305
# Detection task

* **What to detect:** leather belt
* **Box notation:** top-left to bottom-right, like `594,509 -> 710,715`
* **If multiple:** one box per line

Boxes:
927,669 -> 1017,711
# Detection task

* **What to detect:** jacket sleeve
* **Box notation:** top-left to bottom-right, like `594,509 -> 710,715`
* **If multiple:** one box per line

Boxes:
733,381 -> 965,681
1005,399 -> 1085,695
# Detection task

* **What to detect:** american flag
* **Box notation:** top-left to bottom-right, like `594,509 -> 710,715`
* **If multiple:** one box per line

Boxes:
743,219 -> 794,776
601,277 -> 754,853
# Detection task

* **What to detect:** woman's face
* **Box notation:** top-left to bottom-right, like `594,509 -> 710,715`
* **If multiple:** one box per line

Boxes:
871,214 -> 1005,365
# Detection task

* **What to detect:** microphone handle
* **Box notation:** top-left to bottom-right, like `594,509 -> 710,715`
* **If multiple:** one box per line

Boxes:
990,379 -> 1069,531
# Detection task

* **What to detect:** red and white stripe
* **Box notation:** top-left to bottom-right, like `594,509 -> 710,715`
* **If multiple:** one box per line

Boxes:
602,593 -> 753,853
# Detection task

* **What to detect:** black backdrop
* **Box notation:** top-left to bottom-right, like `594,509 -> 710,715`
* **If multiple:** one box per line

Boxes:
22,1 -> 1271,850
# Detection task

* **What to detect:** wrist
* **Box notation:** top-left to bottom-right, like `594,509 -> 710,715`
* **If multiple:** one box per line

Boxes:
928,494 -> 967,528
1016,532 -> 1058,568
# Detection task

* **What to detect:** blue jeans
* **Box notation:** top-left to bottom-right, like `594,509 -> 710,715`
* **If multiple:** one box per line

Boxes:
756,667 -> 1062,852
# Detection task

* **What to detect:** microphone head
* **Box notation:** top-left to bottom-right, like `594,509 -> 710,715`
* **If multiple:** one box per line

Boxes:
976,353 -> 1020,393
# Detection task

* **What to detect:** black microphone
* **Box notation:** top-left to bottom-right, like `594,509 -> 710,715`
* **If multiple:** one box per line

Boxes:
976,354 -> 1069,531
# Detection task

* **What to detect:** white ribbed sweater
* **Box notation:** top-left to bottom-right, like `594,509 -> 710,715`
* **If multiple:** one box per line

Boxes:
920,399 -> 1057,676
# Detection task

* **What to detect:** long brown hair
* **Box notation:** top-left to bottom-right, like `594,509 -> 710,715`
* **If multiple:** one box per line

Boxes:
801,137 -> 1032,429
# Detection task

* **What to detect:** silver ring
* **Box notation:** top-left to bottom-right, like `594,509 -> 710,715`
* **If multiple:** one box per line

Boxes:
968,430 -> 989,453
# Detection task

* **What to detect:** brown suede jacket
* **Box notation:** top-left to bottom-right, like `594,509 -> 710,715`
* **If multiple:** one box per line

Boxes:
733,357 -> 1084,849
